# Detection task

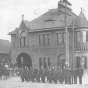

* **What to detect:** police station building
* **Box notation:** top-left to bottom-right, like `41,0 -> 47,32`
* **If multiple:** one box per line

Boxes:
9,1 -> 88,69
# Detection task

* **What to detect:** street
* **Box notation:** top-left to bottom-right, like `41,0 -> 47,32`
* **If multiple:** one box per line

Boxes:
0,73 -> 88,88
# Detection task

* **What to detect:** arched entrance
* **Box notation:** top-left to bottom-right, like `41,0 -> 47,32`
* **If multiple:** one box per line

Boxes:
58,54 -> 66,69
16,52 -> 32,68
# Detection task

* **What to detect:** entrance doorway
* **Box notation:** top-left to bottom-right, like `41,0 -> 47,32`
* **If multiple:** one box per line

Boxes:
83,56 -> 87,69
76,56 -> 80,68
16,52 -> 32,68
58,54 -> 65,69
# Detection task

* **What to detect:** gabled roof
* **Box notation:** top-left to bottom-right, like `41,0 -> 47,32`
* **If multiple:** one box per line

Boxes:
0,39 -> 11,54
75,10 -> 88,27
9,4 -> 88,34
27,9 -> 78,30
8,29 -> 17,35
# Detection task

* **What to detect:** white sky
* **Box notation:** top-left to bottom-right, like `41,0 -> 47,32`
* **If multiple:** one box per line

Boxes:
0,0 -> 88,42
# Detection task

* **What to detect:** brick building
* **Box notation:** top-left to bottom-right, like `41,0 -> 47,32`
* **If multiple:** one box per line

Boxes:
9,1 -> 88,69
0,39 -> 11,64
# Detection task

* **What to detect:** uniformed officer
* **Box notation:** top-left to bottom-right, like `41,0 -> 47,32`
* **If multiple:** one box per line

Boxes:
34,67 -> 38,81
67,67 -> 72,84
31,67 -> 34,82
51,67 -> 55,82
78,66 -> 83,84
63,67 -> 68,84
21,68 -> 25,82
45,67 -> 49,82
41,68 -> 45,83
25,67 -> 29,82
73,67 -> 77,84
57,67 -> 60,82
48,68 -> 52,83
36,68 -> 40,82
40,67 -> 43,82
53,68 -> 57,83
59,68 -> 63,84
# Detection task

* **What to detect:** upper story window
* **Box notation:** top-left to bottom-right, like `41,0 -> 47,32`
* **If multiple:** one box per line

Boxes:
39,35 -> 42,45
57,33 -> 62,44
83,31 -> 87,43
62,32 -> 65,43
43,34 -> 46,45
47,34 -> 51,45
20,31 -> 28,46
76,31 -> 81,43
39,33 -> 51,45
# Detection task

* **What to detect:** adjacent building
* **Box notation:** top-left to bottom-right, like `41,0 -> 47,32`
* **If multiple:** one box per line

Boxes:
9,1 -> 88,69
0,39 -> 11,64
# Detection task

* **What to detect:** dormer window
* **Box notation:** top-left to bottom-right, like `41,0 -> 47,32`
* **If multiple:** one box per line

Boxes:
20,31 -> 28,46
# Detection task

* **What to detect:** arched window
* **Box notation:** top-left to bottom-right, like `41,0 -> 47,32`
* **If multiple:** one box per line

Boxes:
20,31 -> 28,46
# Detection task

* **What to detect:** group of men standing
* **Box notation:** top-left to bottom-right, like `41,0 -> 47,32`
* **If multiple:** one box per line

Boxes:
20,66 -> 84,84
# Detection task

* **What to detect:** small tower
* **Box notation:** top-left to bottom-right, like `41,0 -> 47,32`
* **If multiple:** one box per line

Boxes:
22,14 -> 24,20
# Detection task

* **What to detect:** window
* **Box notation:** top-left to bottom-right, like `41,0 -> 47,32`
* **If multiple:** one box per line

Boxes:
20,38 -> 21,46
83,31 -> 87,42
25,37 -> 28,46
20,37 -> 27,46
43,34 -> 46,45
57,33 -> 62,44
62,32 -> 65,43
48,57 -> 50,68
86,31 -> 88,42
76,31 -> 81,43
47,34 -> 51,44
39,35 -> 42,45
20,31 -> 28,46
39,58 -> 42,68
20,38 -> 24,46
39,34 -> 51,45
43,58 -> 46,69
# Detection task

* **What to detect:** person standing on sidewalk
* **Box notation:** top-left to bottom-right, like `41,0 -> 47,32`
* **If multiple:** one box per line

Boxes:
72,67 -> 77,84
77,66 -> 84,84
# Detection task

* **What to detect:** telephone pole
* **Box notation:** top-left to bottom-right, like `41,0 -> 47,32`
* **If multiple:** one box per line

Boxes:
58,0 -> 72,67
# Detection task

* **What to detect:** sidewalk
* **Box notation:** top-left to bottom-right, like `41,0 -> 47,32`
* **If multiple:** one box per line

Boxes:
82,70 -> 88,85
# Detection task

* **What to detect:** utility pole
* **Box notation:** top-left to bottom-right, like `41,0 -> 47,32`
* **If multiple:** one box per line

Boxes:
72,21 -> 74,69
58,0 -> 72,67
64,3 -> 69,66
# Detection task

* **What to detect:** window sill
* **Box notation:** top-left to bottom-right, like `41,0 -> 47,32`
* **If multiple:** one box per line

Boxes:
38,44 -> 51,46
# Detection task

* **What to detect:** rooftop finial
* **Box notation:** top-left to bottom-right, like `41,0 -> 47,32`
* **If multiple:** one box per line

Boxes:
22,14 -> 24,20
81,7 -> 82,12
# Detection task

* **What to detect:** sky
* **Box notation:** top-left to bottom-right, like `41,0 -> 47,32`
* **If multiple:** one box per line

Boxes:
0,0 -> 88,42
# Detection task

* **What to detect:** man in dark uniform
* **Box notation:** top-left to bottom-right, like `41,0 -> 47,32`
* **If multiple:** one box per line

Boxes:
51,67 -> 55,82
25,67 -> 29,82
59,68 -> 63,84
57,67 -> 60,82
41,68 -> 45,83
36,68 -> 40,82
48,68 -> 52,83
28,68 -> 31,82
53,68 -> 57,83
33,67 -> 38,81
40,67 -> 43,82
63,67 -> 68,84
45,67 -> 49,82
21,68 -> 25,82
78,66 -> 83,84
72,67 -> 77,84
31,67 -> 34,82
67,67 -> 72,84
